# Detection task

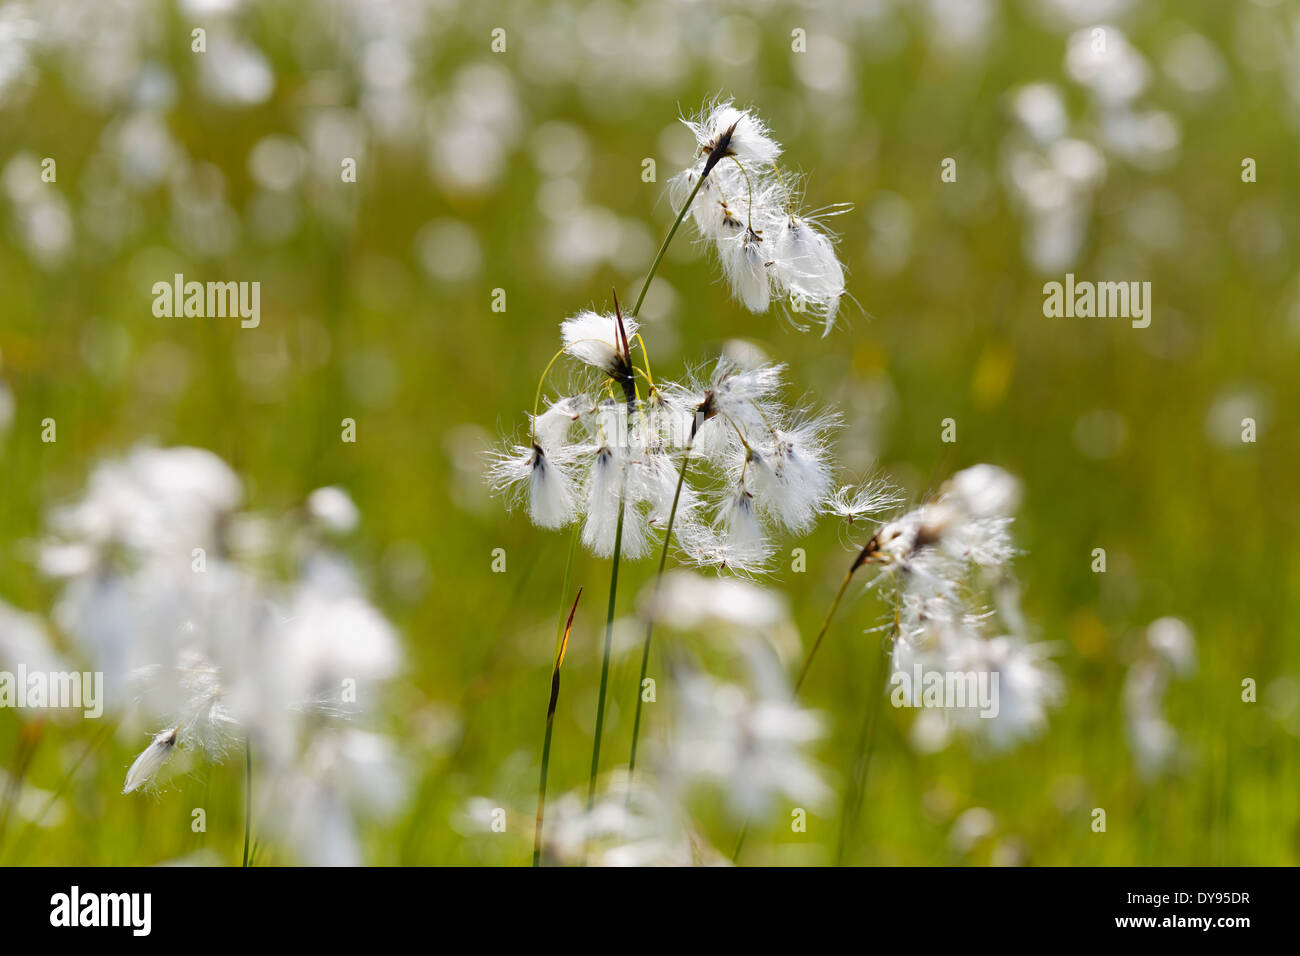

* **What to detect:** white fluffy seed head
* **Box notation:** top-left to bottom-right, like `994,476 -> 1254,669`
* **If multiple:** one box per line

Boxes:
943,464 -> 1022,519
717,485 -> 766,560
528,445 -> 577,529
824,479 -> 903,525
947,635 -> 1062,750
306,486 -> 360,533
686,99 -> 783,171
123,725 -> 180,794
942,513 -> 1017,569
580,446 -> 647,559
491,261 -> 852,564
670,101 -> 855,333
487,442 -> 577,531
709,360 -> 784,417
702,194 -> 746,241
532,395 -> 588,451
560,311 -> 637,377
720,230 -> 771,313
749,426 -> 834,534
629,449 -> 682,526
770,216 -> 847,334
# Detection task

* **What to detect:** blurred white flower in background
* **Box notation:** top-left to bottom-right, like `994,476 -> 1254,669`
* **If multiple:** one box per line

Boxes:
666,640 -> 831,820
31,444 -> 407,865
0,5 -> 38,105
197,32 -> 273,106
646,570 -> 788,633
3,152 -> 75,268
426,61 -> 522,194
1002,85 -> 1106,273
1065,25 -> 1148,107
0,599 -> 69,678
1125,617 -> 1196,779
540,778 -> 727,867
306,485 -> 361,533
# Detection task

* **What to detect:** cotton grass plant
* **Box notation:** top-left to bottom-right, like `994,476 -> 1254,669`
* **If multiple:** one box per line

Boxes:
491,99 -> 858,859
491,101 -> 1055,865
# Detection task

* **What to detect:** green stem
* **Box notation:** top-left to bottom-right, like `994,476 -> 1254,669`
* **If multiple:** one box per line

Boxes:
0,727 -> 39,850
794,567 -> 856,693
242,739 -> 252,868
554,524 -> 580,656
1,721 -> 116,865
627,444 -> 693,779
617,166 -> 711,790
534,706 -> 558,867
536,581 -> 582,867
630,172 -> 708,318
731,821 -> 749,862
835,643 -> 889,866
581,152 -> 708,817
588,498 -> 626,809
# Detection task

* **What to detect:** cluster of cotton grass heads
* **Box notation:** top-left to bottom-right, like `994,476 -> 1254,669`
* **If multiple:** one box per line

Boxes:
488,101 -> 1058,866
670,99 -> 851,333
488,312 -> 840,573
21,445 -> 405,865
868,465 -> 1062,752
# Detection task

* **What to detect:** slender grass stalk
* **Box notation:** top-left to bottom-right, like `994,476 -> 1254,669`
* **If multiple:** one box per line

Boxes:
581,163 -> 704,807
531,516 -> 581,866
794,568 -> 855,694
731,821 -> 749,862
0,723 -> 41,850
535,587 -> 583,866
554,524 -> 581,654
835,634 -> 891,866
616,169 -> 713,785
794,538 -> 884,692
627,443 -> 693,779
534,700 -> 560,866
630,172 -> 707,318
242,739 -> 253,868
2,720 -> 116,865
587,498 -> 626,809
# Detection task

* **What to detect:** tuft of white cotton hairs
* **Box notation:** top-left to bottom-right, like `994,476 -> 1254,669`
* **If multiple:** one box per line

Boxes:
671,100 -> 850,334
122,726 -> 179,794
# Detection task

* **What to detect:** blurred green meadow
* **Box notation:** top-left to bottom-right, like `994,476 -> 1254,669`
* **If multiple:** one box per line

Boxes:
1,0 -> 1298,865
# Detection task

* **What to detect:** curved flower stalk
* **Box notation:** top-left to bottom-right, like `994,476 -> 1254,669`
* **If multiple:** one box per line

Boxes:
36,445 -> 406,865
670,99 -> 851,334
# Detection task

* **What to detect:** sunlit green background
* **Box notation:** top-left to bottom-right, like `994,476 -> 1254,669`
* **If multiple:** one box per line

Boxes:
1,0 -> 1298,865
